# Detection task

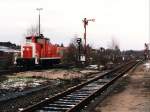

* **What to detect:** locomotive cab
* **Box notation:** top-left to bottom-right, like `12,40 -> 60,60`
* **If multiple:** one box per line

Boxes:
16,36 -> 37,66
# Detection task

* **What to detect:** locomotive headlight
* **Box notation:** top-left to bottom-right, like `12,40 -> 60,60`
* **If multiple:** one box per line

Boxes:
26,48 -> 29,51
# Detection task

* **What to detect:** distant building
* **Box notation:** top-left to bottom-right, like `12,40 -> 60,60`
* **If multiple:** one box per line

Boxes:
0,46 -> 20,53
0,42 -> 20,50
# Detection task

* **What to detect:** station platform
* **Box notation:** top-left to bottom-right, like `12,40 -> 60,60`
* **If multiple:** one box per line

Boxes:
93,61 -> 150,112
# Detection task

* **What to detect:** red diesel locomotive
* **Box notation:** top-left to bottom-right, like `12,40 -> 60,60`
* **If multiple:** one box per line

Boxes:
16,34 -> 65,66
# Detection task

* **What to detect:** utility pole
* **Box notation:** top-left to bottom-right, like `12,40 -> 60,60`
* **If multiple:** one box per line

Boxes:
36,8 -> 43,36
82,18 -> 95,63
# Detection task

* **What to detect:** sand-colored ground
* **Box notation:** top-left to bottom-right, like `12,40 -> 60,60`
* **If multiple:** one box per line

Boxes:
15,69 -> 99,79
94,62 -> 150,112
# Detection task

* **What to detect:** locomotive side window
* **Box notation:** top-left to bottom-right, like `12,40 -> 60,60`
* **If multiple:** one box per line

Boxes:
37,38 -> 44,44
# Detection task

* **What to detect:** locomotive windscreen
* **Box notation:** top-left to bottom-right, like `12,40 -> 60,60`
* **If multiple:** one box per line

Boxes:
26,37 -> 32,43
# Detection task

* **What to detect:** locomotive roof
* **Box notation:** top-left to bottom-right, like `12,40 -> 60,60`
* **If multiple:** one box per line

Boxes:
0,46 -> 20,53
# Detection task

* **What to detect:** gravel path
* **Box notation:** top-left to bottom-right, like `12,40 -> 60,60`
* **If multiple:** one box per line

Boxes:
94,62 -> 150,112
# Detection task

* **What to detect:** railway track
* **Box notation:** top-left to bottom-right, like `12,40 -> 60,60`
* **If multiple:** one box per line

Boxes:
20,60 -> 140,112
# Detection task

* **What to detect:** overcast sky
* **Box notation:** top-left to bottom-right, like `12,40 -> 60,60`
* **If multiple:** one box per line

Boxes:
0,0 -> 149,50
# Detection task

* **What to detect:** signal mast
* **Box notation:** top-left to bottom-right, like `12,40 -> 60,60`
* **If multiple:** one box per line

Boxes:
82,18 -> 95,63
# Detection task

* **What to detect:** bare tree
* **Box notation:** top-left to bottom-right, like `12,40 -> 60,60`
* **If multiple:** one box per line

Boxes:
62,37 -> 85,65
62,38 -> 78,65
24,24 -> 42,37
107,37 -> 122,64
108,37 -> 120,50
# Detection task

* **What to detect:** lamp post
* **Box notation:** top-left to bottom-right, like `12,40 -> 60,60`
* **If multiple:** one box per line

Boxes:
82,18 -> 95,63
36,8 -> 43,36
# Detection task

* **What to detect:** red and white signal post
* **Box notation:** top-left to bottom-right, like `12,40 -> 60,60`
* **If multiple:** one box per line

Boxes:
82,18 -> 95,63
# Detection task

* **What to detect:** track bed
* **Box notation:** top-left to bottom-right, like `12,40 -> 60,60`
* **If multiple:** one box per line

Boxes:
21,60 -> 140,112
